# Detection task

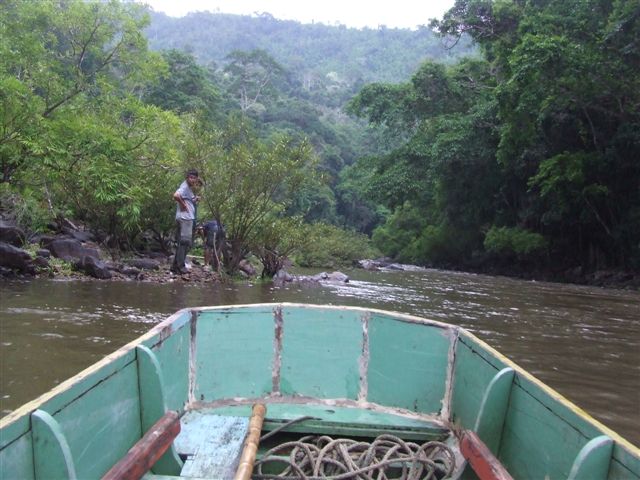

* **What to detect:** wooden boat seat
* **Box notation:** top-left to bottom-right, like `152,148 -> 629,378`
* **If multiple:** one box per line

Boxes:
173,412 -> 249,479
183,402 -> 450,442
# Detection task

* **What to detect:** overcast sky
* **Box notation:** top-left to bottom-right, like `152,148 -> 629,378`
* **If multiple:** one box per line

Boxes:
138,0 -> 456,30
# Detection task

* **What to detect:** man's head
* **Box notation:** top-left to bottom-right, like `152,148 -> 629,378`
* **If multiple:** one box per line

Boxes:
186,169 -> 199,186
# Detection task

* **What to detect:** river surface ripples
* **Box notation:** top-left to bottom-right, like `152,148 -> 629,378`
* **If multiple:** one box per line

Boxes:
1,268 -> 638,445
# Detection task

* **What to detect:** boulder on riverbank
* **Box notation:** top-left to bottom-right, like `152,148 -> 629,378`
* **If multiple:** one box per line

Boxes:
0,241 -> 36,275
357,258 -> 427,272
46,238 -> 101,263
125,258 -> 160,271
1,215 -> 636,290
0,218 -> 209,282
272,269 -> 350,288
74,255 -> 112,279
0,220 -> 26,247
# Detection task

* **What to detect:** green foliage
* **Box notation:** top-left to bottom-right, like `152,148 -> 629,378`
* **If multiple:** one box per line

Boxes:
286,181 -> 337,224
408,223 -> 473,266
145,11 -> 463,232
354,0 -> 640,272
145,11 -> 476,89
371,203 -> 425,260
3,0 -> 638,278
252,215 -> 308,277
143,49 -> 220,122
223,49 -> 286,113
295,223 -> 379,268
143,11 -> 476,234
183,116 -> 318,273
0,75 -> 45,182
44,99 -> 182,245
0,184 -> 53,233
484,226 -> 547,257
350,57 -> 500,267
335,164 -> 385,234
48,256 -> 75,276
370,203 -> 467,265
0,0 -> 184,248
346,83 -> 415,133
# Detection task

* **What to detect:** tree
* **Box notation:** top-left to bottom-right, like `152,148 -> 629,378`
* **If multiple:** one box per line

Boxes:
0,0 -> 160,182
183,116 -> 318,274
348,57 -> 500,265
0,0 -> 183,248
45,98 -> 183,247
143,49 -> 221,122
252,215 -> 308,277
433,0 -> 640,269
223,49 -> 285,114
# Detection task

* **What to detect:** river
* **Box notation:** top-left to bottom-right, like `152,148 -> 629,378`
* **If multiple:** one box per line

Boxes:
1,268 -> 638,446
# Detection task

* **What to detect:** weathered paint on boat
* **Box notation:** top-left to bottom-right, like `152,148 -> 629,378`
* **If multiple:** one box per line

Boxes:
0,303 -> 638,479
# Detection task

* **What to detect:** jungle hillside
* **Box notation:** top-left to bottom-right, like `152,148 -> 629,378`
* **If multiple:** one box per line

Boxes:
1,0 -> 638,283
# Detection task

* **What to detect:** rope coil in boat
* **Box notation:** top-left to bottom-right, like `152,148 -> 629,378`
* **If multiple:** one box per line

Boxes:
252,433 -> 455,480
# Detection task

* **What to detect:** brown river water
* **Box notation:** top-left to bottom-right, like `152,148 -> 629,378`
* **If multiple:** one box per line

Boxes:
1,268 -> 638,446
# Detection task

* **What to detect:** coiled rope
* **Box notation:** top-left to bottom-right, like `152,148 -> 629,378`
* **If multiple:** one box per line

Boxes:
252,433 -> 456,480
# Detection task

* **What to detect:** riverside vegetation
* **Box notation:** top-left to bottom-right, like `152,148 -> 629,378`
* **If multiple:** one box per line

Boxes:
0,0 -> 638,287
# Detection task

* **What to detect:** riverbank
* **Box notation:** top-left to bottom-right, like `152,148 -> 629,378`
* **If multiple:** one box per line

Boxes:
0,218 -> 223,284
359,258 -> 640,291
1,218 -> 637,290
459,264 -> 640,291
0,219 -> 351,286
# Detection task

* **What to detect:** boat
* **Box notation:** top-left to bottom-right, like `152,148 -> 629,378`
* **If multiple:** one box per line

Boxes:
0,303 -> 638,479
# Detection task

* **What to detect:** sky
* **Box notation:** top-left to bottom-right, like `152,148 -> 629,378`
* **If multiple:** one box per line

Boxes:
138,0 -> 457,30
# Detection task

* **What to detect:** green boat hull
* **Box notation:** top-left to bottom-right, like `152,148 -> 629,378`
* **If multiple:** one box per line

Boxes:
1,304 -> 638,479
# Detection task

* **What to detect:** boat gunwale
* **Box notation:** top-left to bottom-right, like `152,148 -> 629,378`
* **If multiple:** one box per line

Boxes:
0,308 -> 190,431
453,329 -> 640,455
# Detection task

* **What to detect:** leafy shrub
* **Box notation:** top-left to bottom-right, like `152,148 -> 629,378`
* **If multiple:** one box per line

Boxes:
371,203 -> 425,259
294,223 -> 380,268
484,226 -> 548,257
405,224 -> 458,265
253,216 -> 308,276
0,184 -> 54,234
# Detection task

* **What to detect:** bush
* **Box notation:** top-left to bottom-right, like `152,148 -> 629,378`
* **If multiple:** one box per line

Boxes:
253,216 -> 308,277
371,202 -> 477,266
294,223 -> 380,268
0,184 -> 54,234
371,203 -> 425,259
405,224 -> 455,265
484,226 -> 548,257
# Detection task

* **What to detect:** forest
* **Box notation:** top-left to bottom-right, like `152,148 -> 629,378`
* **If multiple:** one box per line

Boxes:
1,0 -> 638,281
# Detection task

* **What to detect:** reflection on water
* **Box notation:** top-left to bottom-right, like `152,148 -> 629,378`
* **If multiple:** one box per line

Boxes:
1,269 -> 638,445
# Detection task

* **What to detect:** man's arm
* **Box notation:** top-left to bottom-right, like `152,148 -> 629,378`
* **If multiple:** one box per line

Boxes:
173,191 -> 188,211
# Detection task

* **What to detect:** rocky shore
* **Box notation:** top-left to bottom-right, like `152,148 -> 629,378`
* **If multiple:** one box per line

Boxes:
1,218 -> 637,290
0,219 -> 352,286
0,218 -> 240,283
356,258 -> 640,290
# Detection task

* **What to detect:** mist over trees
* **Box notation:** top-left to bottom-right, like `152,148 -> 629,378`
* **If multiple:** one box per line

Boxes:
144,11 -> 474,86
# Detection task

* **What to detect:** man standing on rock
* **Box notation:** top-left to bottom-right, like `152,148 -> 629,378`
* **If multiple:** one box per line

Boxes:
171,169 -> 200,274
